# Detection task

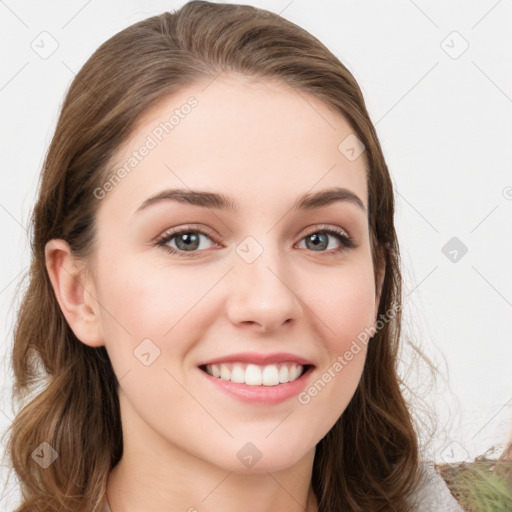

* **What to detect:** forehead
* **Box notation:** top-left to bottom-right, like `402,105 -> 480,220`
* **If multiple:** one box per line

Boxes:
98,74 -> 368,219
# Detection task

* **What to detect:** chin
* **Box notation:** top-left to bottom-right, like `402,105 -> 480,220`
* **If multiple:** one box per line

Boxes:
220,439 -> 315,475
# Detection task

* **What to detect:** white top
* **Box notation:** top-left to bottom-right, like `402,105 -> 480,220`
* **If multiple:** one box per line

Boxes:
407,463 -> 464,511
102,464 -> 463,511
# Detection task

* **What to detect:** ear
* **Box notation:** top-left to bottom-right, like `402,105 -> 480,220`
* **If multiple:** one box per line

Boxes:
45,239 -> 104,347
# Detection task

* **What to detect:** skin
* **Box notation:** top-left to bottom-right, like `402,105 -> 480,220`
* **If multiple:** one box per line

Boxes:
45,74 -> 384,512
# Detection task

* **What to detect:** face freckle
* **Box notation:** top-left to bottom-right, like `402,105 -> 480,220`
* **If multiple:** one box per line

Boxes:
89,75 -> 380,474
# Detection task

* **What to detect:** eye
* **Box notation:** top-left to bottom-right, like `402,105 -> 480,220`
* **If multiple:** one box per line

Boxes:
296,225 -> 356,254
155,225 -> 219,256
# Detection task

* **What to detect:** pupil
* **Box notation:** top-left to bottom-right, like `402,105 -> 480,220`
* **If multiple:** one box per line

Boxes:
177,233 -> 199,251
308,233 -> 327,250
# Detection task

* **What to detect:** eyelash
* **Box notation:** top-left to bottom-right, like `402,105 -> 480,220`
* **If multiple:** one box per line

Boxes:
155,224 -> 356,258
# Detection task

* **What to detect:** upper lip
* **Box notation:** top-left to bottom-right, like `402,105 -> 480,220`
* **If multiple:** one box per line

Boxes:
197,352 -> 314,367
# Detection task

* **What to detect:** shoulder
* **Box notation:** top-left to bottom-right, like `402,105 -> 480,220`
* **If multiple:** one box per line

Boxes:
408,463 -> 464,512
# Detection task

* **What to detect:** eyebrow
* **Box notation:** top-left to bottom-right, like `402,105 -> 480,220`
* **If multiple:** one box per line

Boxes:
134,186 -> 366,215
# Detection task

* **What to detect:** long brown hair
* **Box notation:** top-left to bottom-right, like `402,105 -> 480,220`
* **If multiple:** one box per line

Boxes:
6,1 -> 424,510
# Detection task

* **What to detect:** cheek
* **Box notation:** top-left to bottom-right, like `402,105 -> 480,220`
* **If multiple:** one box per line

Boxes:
93,256 -> 215,420
307,260 -> 377,346
296,260 -> 375,425
93,253 -> 219,370
97,254 -> 211,329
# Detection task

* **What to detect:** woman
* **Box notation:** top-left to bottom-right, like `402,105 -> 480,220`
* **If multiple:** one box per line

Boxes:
7,1 -> 463,510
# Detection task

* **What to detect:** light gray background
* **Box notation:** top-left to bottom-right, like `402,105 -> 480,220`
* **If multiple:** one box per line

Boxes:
1,0 -> 511,507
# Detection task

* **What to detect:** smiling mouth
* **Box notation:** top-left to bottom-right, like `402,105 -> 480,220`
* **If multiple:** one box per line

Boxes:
199,362 -> 313,386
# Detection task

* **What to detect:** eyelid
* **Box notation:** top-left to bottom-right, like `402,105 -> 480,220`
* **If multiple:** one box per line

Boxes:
154,224 -> 220,244
301,223 -> 350,239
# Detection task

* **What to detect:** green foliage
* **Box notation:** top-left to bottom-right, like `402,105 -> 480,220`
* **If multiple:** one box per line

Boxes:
437,457 -> 512,512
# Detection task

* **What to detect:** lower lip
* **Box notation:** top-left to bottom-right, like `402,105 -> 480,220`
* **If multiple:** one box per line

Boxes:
198,366 -> 314,405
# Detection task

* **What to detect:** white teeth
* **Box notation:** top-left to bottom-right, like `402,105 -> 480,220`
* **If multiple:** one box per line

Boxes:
245,364 -> 262,385
262,364 -> 279,386
203,362 -> 305,386
230,364 -> 245,383
220,364 -> 230,381
278,365 -> 289,383
289,365 -> 299,381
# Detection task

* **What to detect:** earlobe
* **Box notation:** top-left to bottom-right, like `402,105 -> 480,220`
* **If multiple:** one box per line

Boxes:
44,239 -> 104,347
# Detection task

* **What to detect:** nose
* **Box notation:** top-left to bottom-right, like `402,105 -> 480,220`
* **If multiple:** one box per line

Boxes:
225,243 -> 303,334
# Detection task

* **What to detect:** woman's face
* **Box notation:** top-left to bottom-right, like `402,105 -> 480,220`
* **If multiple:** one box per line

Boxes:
85,75 -> 382,473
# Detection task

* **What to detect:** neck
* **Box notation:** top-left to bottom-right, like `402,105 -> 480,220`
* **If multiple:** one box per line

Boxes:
106,392 -> 319,512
